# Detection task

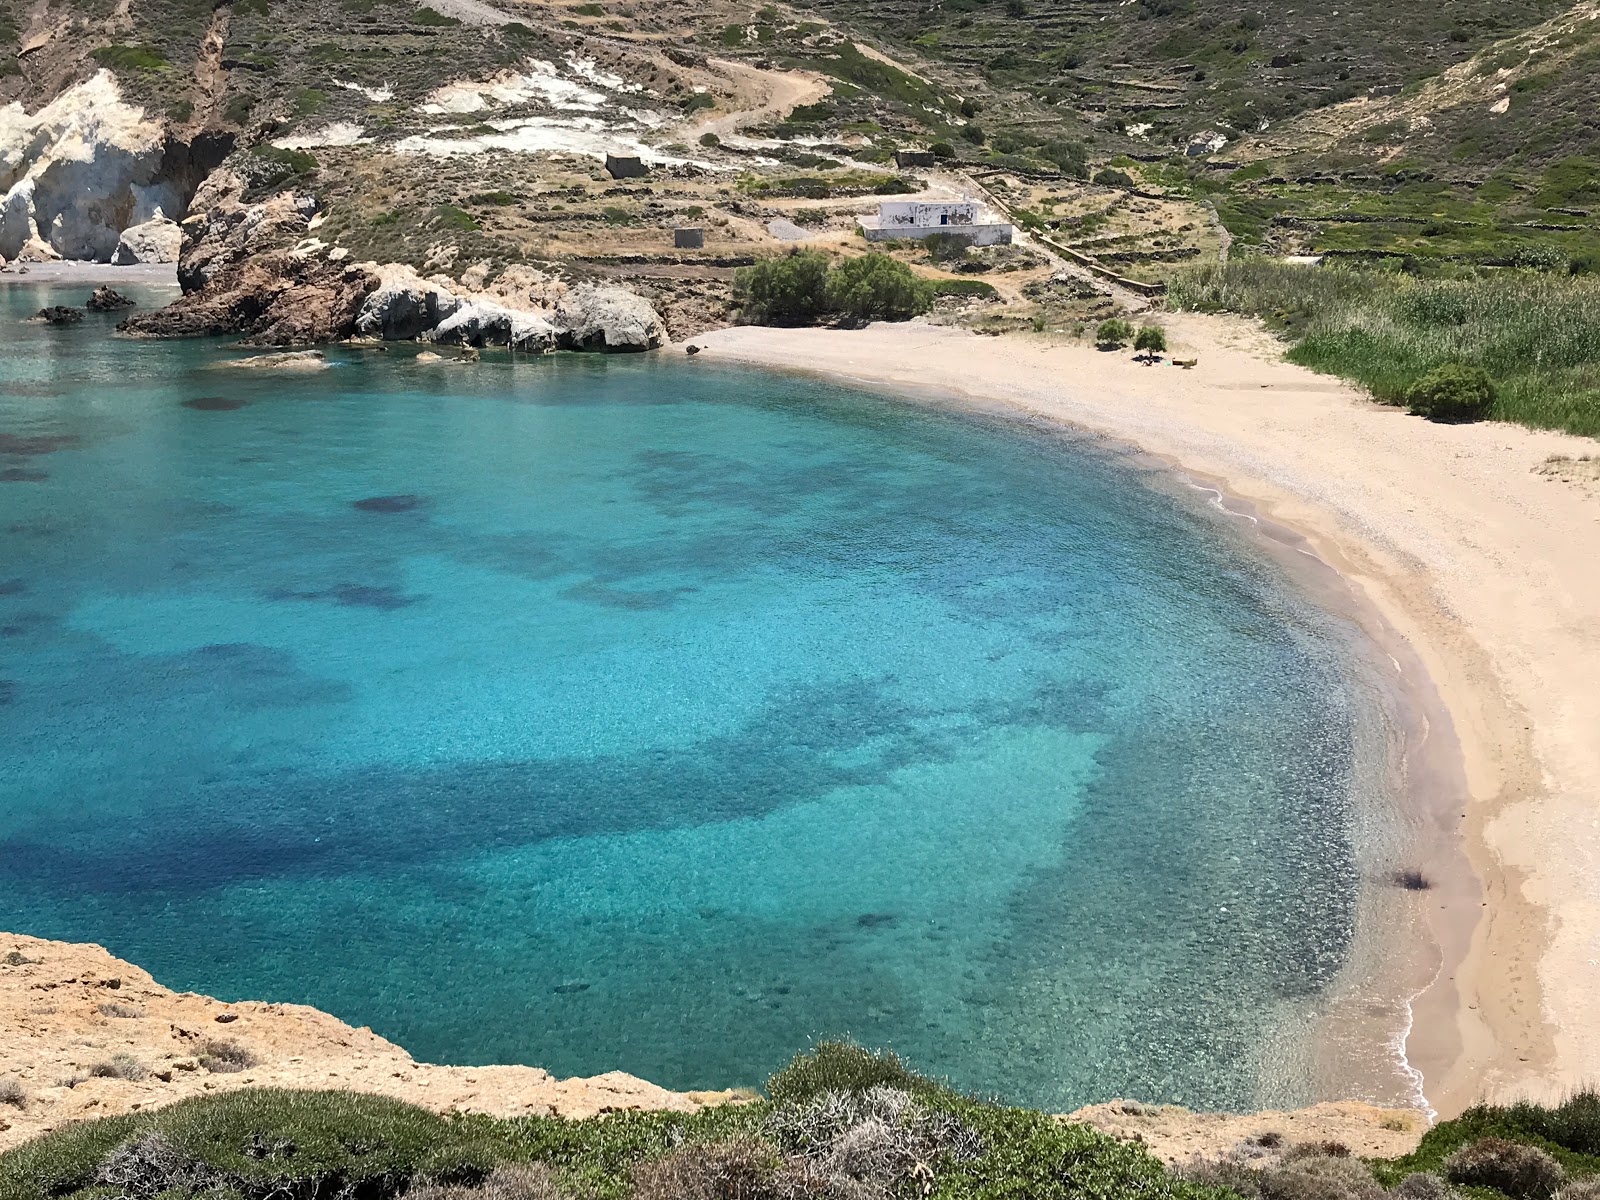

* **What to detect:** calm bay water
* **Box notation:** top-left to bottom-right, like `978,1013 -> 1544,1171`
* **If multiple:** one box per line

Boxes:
0,281 -> 1379,1110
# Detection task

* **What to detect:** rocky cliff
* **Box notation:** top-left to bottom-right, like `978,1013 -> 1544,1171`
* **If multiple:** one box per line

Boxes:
0,932 -> 741,1154
0,72 -> 228,265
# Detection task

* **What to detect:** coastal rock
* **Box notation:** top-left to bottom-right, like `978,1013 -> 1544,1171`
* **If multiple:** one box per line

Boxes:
175,169 -> 320,292
86,287 -> 136,311
120,251 -> 379,345
426,297 -> 559,352
0,932 -> 742,1153
112,216 -> 183,265
34,305 -> 82,325
356,264 -> 464,340
555,284 -> 667,351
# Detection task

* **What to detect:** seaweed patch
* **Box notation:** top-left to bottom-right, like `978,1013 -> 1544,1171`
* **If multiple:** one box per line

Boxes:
0,433 -> 80,456
352,494 -> 425,513
183,397 -> 250,412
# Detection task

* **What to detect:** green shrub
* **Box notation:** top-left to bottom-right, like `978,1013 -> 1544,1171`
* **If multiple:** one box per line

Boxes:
931,140 -> 955,158
1135,324 -> 1169,356
1444,1138 -> 1566,1198
0,1090 -> 508,1200
249,145 -> 318,188
734,251 -> 833,325
933,279 -> 999,299
90,44 -> 167,71
766,1040 -> 929,1102
413,6 -> 462,24
1259,1154 -> 1384,1200
699,132 -> 721,147
1405,363 -> 1496,422
1093,167 -> 1136,188
1096,317 -> 1136,347
826,252 -> 935,321
435,205 -> 481,232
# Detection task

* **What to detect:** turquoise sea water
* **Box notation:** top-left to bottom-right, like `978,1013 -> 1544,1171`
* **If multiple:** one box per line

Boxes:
0,281 -> 1379,1110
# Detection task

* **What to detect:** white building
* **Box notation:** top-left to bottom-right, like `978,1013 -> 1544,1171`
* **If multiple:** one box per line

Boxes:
860,200 -> 1013,246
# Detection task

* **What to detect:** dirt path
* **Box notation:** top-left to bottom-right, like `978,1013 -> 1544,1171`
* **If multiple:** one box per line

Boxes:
685,58 -> 831,140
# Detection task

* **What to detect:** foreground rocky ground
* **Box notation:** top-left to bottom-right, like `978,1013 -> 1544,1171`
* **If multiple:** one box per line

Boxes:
0,933 -> 740,1153
0,932 -> 1424,1160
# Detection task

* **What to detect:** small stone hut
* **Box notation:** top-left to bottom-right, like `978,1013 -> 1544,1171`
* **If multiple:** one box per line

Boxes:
605,154 -> 648,180
894,149 -> 936,168
673,228 -> 705,249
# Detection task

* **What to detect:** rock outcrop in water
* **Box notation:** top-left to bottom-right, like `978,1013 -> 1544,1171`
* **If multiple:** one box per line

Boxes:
121,173 -> 668,351
0,932 -> 740,1153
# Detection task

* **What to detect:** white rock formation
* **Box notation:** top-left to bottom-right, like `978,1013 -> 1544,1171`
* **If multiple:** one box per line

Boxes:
112,215 -> 182,264
555,284 -> 667,350
0,71 -> 183,261
355,264 -> 464,341
426,297 -> 559,352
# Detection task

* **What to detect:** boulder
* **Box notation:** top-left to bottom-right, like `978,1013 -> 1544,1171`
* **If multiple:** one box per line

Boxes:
86,287 -> 136,311
554,285 -> 667,352
355,265 -> 463,341
34,306 -> 83,325
112,216 -> 182,265
426,299 -> 558,353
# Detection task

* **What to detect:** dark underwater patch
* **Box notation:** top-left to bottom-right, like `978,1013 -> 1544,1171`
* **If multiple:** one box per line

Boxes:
0,468 -> 48,482
183,397 -> 250,412
563,580 -> 695,610
352,494 -> 424,514
265,584 -> 420,611
0,680 -> 14,705
0,433 -> 80,456
0,579 -> 25,596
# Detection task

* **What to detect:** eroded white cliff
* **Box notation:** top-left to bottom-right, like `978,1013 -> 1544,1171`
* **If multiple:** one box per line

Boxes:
0,71 -> 183,262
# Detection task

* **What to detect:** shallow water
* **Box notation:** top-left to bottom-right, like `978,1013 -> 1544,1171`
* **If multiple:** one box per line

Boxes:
0,282 -> 1384,1110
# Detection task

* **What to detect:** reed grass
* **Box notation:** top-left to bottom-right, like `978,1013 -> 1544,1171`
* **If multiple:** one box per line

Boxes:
1169,262 -> 1600,438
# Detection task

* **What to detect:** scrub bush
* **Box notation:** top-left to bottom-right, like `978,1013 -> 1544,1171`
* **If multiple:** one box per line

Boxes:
0,1079 -> 25,1109
197,1039 -> 258,1074
826,253 -> 934,321
89,1055 -> 149,1082
409,1164 -> 564,1200
1096,317 -> 1136,347
1259,1154 -> 1384,1200
1444,1138 -> 1566,1198
1405,364 -> 1496,422
734,251 -> 833,325
1554,1182 -> 1600,1200
629,1138 -> 782,1200
766,1042 -> 927,1103
1394,1173 -> 1457,1200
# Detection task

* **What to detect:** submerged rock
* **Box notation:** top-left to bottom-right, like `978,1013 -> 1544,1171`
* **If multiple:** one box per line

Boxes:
86,287 -> 136,311
221,350 -> 330,371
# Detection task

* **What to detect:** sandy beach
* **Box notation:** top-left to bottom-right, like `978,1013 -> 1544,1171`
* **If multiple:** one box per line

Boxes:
693,315 -> 1600,1118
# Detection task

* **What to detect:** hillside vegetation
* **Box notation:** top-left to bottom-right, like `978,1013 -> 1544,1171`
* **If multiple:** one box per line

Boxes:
6,1044 -> 1600,1200
1171,262 -> 1600,436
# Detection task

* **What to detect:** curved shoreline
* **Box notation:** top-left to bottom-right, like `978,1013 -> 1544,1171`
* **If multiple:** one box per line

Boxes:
693,315 -> 1600,1117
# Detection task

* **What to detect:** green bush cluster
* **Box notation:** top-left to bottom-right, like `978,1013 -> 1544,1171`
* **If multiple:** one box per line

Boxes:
11,1056 -> 1600,1200
1096,317 -> 1136,346
734,251 -> 934,325
1405,363 -> 1495,422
